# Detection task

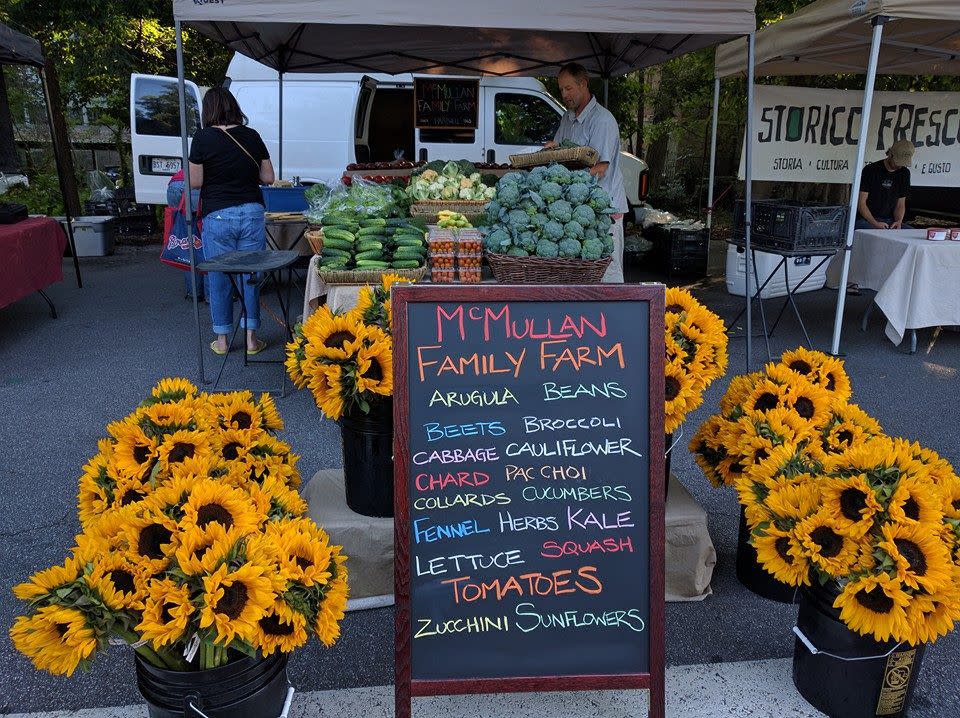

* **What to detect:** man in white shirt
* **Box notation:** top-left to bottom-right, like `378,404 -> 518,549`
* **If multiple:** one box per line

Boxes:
546,62 -> 628,283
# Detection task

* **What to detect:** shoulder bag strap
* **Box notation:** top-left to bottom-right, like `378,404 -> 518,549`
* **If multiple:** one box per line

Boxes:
216,126 -> 260,170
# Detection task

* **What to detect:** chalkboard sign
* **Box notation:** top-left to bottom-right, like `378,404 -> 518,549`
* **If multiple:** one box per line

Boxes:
414,78 -> 480,130
393,285 -> 665,718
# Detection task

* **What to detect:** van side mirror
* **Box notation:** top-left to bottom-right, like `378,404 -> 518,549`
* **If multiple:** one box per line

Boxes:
418,148 -> 428,162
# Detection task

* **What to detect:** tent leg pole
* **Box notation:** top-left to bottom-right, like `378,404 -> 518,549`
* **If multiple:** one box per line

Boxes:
278,69 -> 284,180
706,78 -> 720,231
603,76 -> 609,107
743,33 -> 755,372
176,19 -> 205,385
830,17 -> 886,357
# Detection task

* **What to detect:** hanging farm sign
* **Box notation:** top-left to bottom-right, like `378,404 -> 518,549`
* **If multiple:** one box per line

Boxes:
740,85 -> 960,186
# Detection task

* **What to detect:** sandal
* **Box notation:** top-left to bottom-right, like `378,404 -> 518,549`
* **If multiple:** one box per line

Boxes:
246,339 -> 267,355
210,341 -> 229,355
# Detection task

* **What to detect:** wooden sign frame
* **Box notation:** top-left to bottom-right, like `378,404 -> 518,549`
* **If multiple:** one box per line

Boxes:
392,283 -> 665,718
413,77 -> 480,131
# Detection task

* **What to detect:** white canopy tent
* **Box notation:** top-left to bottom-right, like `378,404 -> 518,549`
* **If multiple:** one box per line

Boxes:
171,0 -> 760,380
708,0 -> 960,357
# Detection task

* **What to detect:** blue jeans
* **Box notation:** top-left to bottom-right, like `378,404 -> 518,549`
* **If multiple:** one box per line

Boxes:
202,203 -> 266,335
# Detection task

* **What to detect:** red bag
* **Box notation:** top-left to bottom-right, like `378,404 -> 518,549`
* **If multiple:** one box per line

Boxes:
160,177 -> 204,272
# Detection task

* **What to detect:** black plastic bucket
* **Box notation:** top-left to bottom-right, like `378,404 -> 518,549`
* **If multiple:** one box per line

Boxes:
339,399 -> 394,518
793,585 -> 925,718
136,652 -> 289,718
735,506 -> 798,603
664,432 -> 672,500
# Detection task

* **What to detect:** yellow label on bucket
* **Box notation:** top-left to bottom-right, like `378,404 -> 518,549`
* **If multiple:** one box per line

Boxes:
876,649 -> 916,716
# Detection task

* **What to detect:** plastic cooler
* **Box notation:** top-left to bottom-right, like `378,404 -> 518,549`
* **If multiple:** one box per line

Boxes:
56,216 -> 116,256
725,244 -> 830,299
260,186 -> 308,212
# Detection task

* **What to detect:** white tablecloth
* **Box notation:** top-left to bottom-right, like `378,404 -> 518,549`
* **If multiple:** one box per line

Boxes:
826,229 -> 960,345
301,254 -> 366,322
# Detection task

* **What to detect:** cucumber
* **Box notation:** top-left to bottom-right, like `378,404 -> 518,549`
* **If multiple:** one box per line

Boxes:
321,214 -> 355,225
394,236 -> 425,245
391,259 -> 422,269
355,259 -> 391,268
320,261 -> 350,271
360,218 -> 387,228
355,250 -> 384,261
357,226 -> 386,237
322,228 -> 356,243
356,240 -> 383,252
386,217 -> 410,226
322,237 -> 354,251
394,232 -> 425,242
393,252 -> 425,262
321,247 -> 353,259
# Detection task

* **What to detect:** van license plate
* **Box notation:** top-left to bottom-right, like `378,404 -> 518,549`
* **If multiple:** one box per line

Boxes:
151,157 -> 181,174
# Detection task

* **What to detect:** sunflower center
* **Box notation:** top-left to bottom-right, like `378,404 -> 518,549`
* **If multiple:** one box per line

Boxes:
139,523 -> 173,559
855,586 -> 895,614
839,488 -> 868,522
700,444 -> 726,464
903,497 -> 920,521
120,488 -> 145,506
794,397 -> 815,420
894,539 -> 928,576
775,537 -> 794,564
133,445 -> 152,464
160,602 -> 176,624
232,411 -> 252,430
55,622 -> 71,637
755,392 -> 778,411
222,442 -> 242,461
953,499 -> 960,512
754,448 -> 769,464
363,359 -> 384,382
108,568 -> 136,594
665,376 -> 681,401
730,462 -> 745,475
810,525 -> 844,558
259,614 -> 295,636
215,582 -> 249,620
789,360 -> 812,375
295,555 -> 313,571
826,373 -> 837,391
324,330 -> 356,349
168,442 -> 195,463
838,429 -> 854,445
665,304 -> 684,315
196,503 -> 234,529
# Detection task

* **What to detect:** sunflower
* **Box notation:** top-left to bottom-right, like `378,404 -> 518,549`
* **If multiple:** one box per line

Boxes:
905,568 -> 960,644
941,473 -> 960,521
381,273 -> 414,292
758,474 -> 821,523
215,428 -> 257,465
348,286 -> 376,325
819,475 -> 882,537
820,403 -> 883,455
78,473 -> 111,528
156,429 -> 213,472
752,526 -> 810,586
742,376 -> 789,417
109,474 -> 152,512
689,416 -> 729,487
254,600 -> 309,656
781,378 -> 832,428
110,422 -> 158,479
355,338 -> 393,397
720,372 -> 760,417
260,475 -> 308,518
277,532 -> 333,587
879,521 -> 953,593
313,364 -> 346,421
137,579 -> 194,648
85,554 -> 148,611
256,393 -> 284,431
13,557 -> 83,601
138,402 -> 196,434
9,605 -> 98,677
122,513 -> 178,572
200,563 -> 276,644
151,378 -> 198,403
813,357 -> 853,402
303,306 -> 364,362
180,479 -> 264,536
834,572 -> 911,642
888,475 -> 944,527
664,287 -> 701,318
664,359 -> 701,434
794,511 -> 861,577
211,393 -> 263,433
174,523 -> 240,576
285,332 -> 310,389
315,571 -> 349,647
778,347 -> 827,379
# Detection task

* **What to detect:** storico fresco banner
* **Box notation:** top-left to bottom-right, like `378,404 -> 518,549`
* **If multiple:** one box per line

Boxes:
740,85 -> 960,187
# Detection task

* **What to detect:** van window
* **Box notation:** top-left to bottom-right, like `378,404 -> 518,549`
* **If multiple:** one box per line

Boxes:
419,128 -> 476,144
356,84 -> 373,139
494,93 -> 560,145
134,77 -> 199,137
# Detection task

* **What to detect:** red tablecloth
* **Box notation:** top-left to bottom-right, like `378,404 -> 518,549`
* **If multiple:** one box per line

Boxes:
0,217 -> 67,311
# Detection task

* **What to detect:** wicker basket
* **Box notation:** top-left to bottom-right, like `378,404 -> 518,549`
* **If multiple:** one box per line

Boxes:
486,252 -> 611,284
410,200 -> 489,222
305,229 -> 325,254
318,266 -> 426,286
509,146 -> 600,169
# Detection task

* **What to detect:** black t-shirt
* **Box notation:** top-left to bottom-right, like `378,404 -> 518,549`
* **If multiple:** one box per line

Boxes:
188,125 -> 269,217
860,160 -> 910,221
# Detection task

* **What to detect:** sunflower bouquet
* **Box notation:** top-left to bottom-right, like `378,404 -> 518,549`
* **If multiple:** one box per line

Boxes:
691,349 -> 960,646
663,287 -> 729,434
286,274 -> 413,421
10,379 -> 348,677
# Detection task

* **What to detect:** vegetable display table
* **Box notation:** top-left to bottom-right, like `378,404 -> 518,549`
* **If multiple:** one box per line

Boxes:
0,216 -> 68,317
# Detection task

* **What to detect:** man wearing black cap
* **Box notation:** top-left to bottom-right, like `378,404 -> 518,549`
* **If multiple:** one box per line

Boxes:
855,139 -> 915,230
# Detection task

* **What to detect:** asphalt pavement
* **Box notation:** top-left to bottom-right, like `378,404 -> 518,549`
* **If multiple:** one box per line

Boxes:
1,246 -> 957,715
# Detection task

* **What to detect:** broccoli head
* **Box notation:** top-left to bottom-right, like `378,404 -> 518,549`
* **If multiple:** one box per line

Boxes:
518,230 -> 539,253
597,214 -> 613,233
558,237 -> 582,258
547,199 -> 573,224
497,182 -> 522,208
565,182 -> 591,206
484,227 -> 512,254
571,204 -> 596,227
601,234 -> 614,254
564,221 -> 584,241
530,213 -> 549,230
500,171 -> 527,188
543,220 -> 565,241
506,246 -> 529,257
581,238 -> 605,260
506,208 -> 531,231
588,186 -> 613,212
570,169 -> 593,185
582,227 -> 599,243
527,166 -> 550,190
485,199 -> 501,224
527,191 -> 546,210
539,181 -> 563,203
535,239 -> 560,258
547,163 -> 572,185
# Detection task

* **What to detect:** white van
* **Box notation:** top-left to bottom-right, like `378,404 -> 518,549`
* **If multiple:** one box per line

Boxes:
131,53 -> 648,206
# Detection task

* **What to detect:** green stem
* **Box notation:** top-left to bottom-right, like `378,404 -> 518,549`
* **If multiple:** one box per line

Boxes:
200,640 -> 210,670
157,647 -> 191,672
114,628 -> 167,669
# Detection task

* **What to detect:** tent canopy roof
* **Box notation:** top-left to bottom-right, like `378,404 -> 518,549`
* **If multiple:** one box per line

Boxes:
173,0 -> 756,77
0,22 -> 44,67
715,0 -> 960,78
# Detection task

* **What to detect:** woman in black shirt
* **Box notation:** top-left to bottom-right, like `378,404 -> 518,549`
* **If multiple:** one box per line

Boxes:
189,87 -> 275,355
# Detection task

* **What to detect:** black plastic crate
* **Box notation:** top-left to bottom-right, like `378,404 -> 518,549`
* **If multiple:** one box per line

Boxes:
733,200 -> 847,253
113,212 -> 157,237
647,225 -> 708,279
